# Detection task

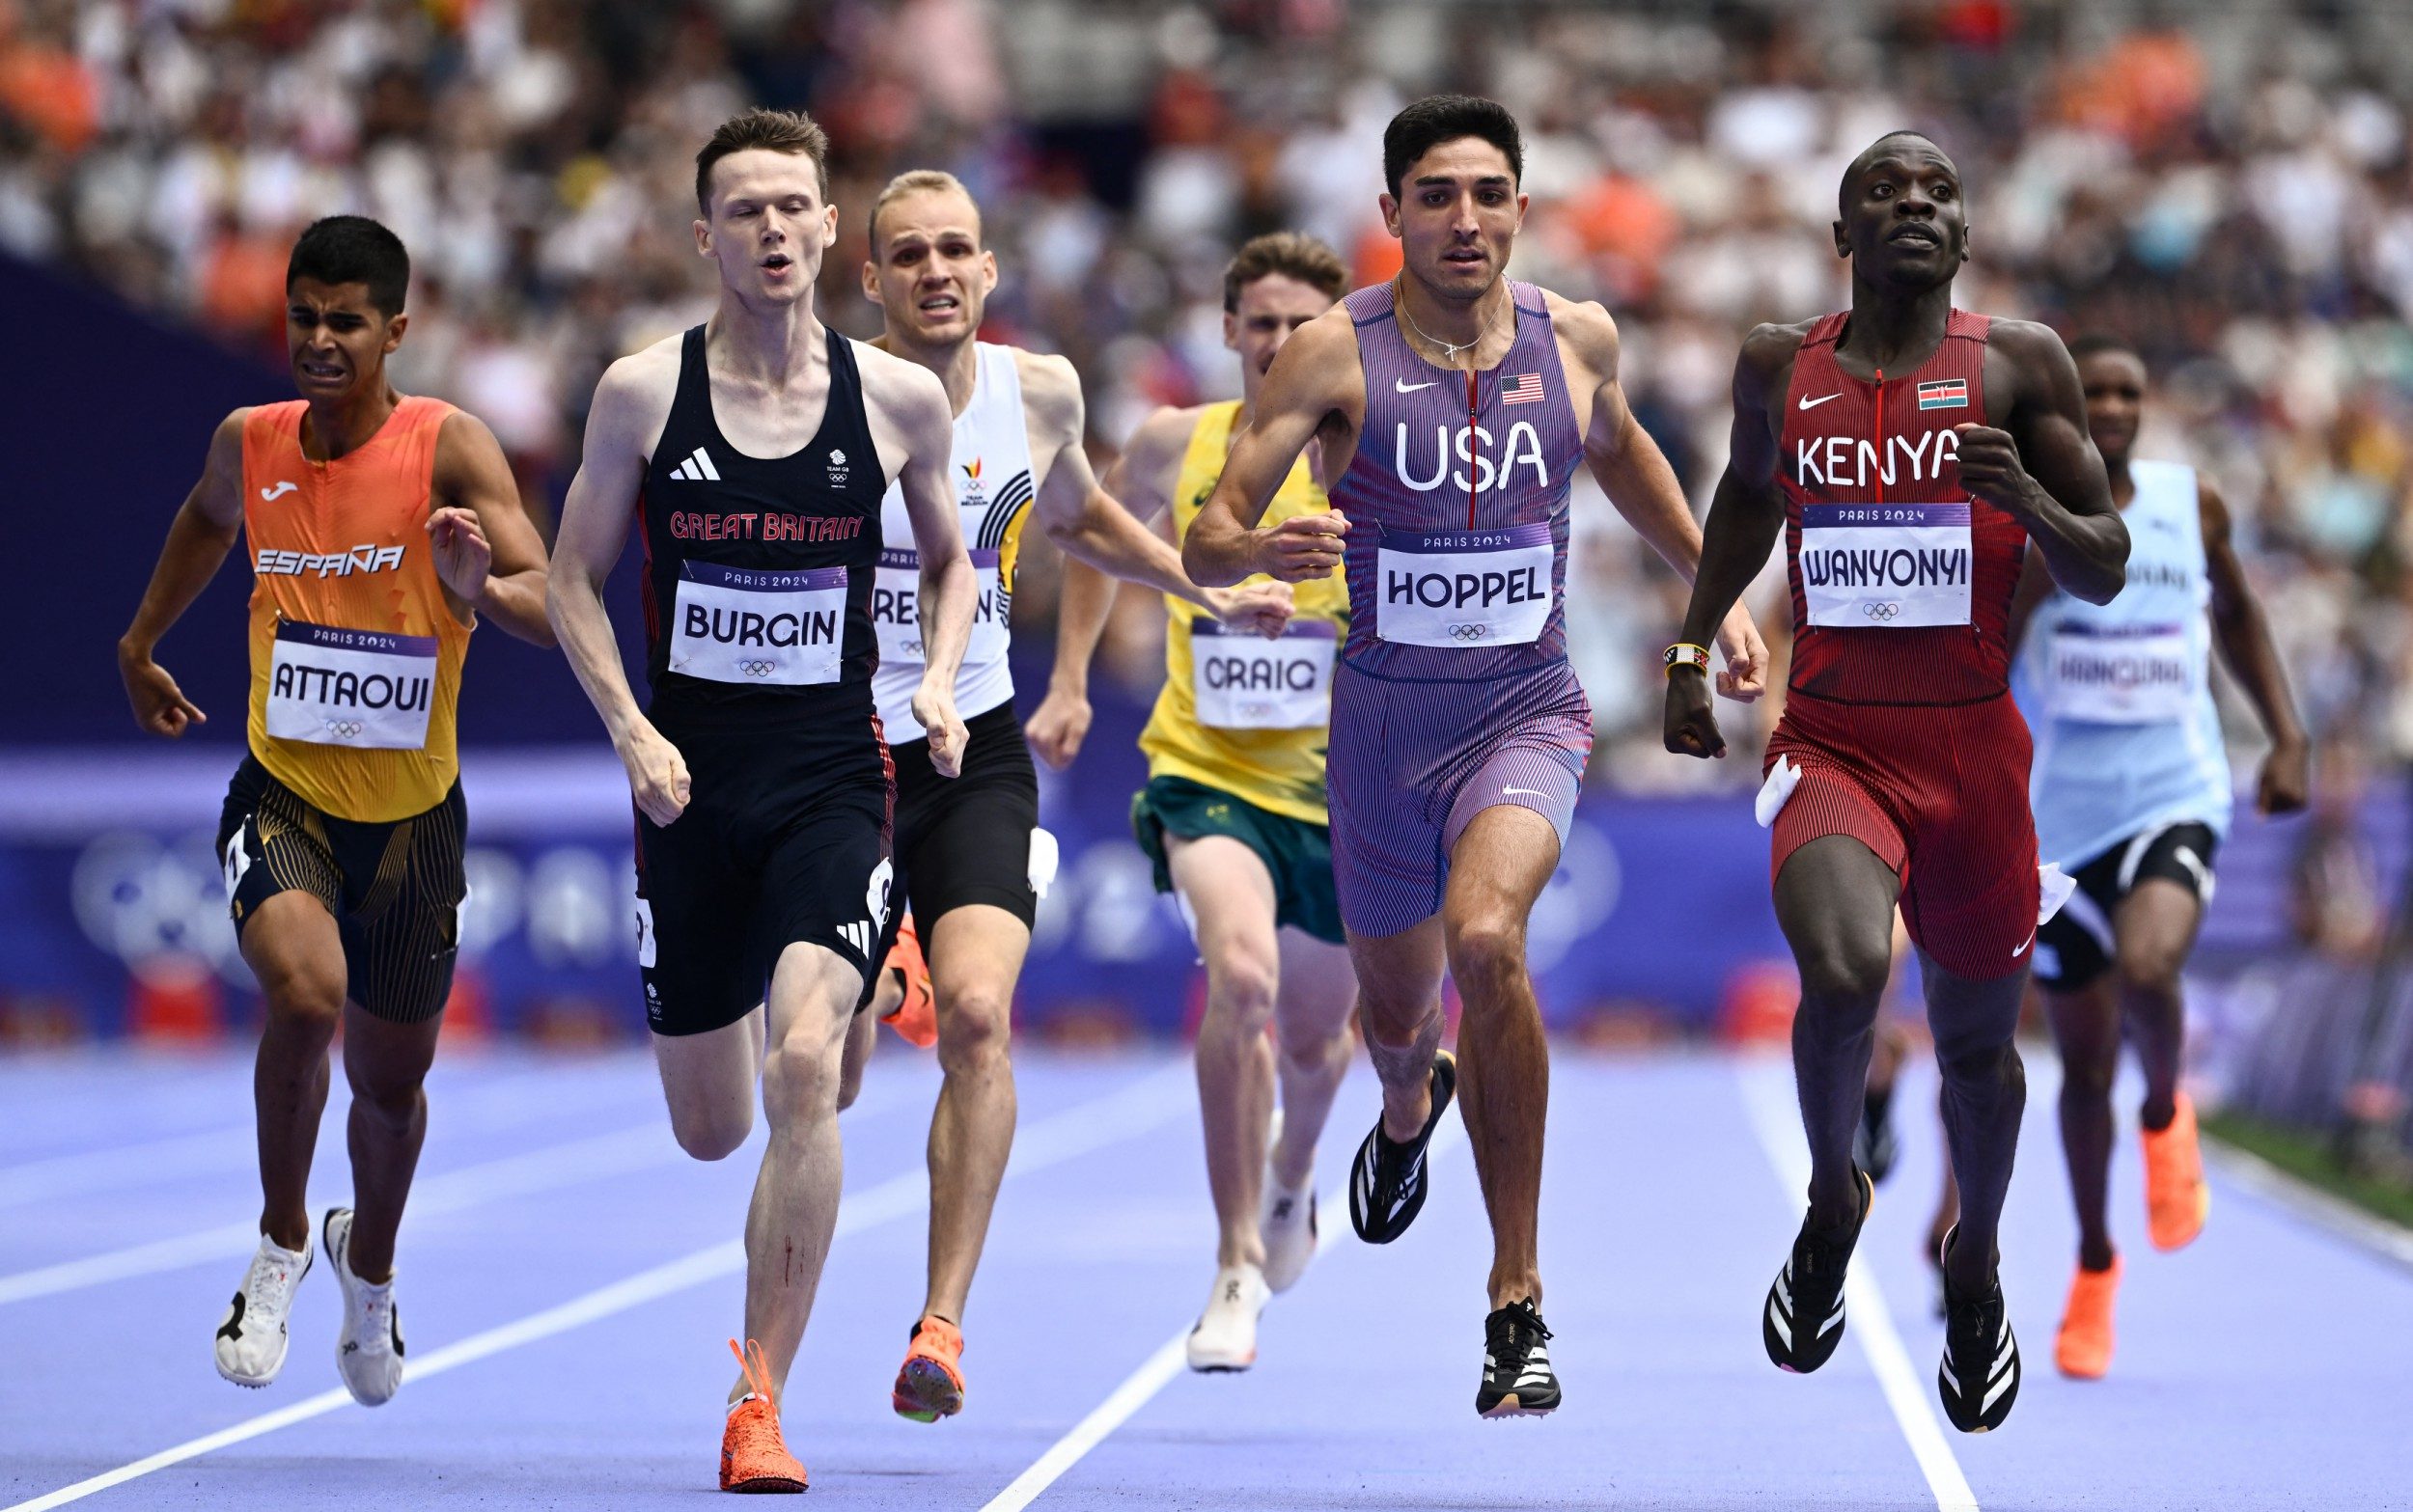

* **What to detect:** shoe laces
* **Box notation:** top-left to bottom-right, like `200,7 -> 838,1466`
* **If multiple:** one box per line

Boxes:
730,1337 -> 779,1408
1944,1282 -> 2003,1362
353,1278 -> 394,1348
1485,1300 -> 1551,1361
244,1245 -> 300,1315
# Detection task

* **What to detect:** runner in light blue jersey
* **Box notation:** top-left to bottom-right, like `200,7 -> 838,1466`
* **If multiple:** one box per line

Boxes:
2011,335 -> 2308,1380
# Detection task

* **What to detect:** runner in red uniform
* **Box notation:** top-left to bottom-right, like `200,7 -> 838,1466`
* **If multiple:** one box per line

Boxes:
1665,132 -> 2127,1434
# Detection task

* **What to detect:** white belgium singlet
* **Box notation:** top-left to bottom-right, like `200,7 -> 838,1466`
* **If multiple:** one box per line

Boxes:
872,344 -> 1036,743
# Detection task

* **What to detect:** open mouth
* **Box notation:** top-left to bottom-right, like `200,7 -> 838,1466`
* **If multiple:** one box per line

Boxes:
1888,225 -> 1940,247
1442,247 -> 1485,268
918,292 -> 962,316
297,357 -> 346,382
761,253 -> 793,273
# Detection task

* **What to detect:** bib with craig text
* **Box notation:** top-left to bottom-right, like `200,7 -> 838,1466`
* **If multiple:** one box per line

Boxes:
1191,619 -> 1337,729
1373,522 -> 1553,648
669,562 -> 846,685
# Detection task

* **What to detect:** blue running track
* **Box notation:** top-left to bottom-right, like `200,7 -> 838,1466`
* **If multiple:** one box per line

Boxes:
0,1042 -> 2404,1510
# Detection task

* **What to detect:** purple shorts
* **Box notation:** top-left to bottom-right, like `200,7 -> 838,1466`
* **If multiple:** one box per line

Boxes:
1326,659 -> 1592,938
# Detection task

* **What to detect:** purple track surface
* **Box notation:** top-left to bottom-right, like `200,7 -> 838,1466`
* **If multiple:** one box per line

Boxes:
0,1042 -> 2404,1510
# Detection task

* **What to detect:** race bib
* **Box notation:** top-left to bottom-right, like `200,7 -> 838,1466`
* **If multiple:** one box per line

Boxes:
1800,503 -> 1972,628
669,562 -> 846,685
1374,522 -> 1553,648
872,547 -> 1008,670
2047,622 -> 2196,724
1191,619 -> 1337,729
265,619 -> 436,749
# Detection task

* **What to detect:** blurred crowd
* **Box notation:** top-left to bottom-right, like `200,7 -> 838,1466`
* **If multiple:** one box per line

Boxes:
6,0 -> 2413,794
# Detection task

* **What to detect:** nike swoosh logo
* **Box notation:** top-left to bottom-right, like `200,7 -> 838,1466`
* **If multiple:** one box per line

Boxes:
1395,379 -> 1437,394
1502,786 -> 1547,798
2014,927 -> 2037,956
259,481 -> 298,501
1797,394 -> 1840,410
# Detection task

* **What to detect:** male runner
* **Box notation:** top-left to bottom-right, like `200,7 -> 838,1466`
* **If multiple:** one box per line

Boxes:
545,110 -> 974,1493
848,169 -> 1291,1420
1186,96 -> 1768,1416
117,215 -> 553,1405
2015,335 -> 2307,1378
1664,131 -> 2130,1433
1036,233 -> 1357,1371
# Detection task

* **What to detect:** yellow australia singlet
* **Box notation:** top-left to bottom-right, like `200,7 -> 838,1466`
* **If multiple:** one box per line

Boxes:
241,397 -> 472,823
1139,401 -> 1348,825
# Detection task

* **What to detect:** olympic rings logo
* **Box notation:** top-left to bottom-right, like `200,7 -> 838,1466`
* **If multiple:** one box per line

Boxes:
737,659 -> 781,676
322,719 -> 365,738
1863,602 -> 1901,622
1447,622 -> 1491,642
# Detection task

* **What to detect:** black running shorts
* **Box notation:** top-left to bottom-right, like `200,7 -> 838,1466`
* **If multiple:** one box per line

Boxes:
880,701 -> 1042,953
216,755 -> 467,1025
2033,820 -> 2220,992
635,702 -> 896,1037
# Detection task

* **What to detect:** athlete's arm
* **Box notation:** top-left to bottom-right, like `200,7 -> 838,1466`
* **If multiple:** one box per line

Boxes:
1557,295 -> 1767,702
1960,321 -> 2127,605
547,350 -> 691,826
2200,474 -> 2310,815
1184,311 -> 1358,587
1666,326 -> 1799,759
118,408 -> 251,738
430,411 -> 554,646
869,349 -> 975,778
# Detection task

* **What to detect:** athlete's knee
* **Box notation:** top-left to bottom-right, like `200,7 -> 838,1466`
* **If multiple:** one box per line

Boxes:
344,1054 -> 428,1132
1793,929 -> 1892,1006
670,1101 -> 753,1162
1937,1035 -> 2025,1099
1442,911 -> 1527,1000
934,987 -> 1012,1078
1201,946 -> 1280,1031
761,1022 -> 846,1127
2112,939 -> 2186,1004
255,957 -> 346,1037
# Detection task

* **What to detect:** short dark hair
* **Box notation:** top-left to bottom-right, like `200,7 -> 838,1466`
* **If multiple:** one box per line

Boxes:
2067,333 -> 2141,366
287,215 -> 409,317
1223,232 -> 1348,312
695,107 -> 831,217
1382,95 -> 1523,201
1838,131 -> 1954,216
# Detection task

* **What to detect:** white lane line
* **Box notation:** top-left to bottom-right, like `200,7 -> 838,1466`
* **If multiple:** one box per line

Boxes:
3,1058 -> 1194,1512
982,1114 -> 1466,1512
1736,1054 -> 1979,1512
0,1073 -> 921,1305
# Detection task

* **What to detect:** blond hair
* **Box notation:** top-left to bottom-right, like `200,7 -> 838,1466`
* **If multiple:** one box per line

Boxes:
871,169 -> 980,251
1223,232 -> 1348,312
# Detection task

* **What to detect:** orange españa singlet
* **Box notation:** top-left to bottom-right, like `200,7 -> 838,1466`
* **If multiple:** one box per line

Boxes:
240,396 -> 471,823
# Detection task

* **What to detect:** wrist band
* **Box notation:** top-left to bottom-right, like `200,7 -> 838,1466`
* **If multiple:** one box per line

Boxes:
1664,643 -> 1711,677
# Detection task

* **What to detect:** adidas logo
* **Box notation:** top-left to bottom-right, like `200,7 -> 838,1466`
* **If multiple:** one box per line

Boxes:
838,920 -> 874,956
668,447 -> 720,482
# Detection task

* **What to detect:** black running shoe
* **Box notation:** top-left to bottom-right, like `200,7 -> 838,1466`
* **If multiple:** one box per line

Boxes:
1348,1048 -> 1456,1244
1475,1299 -> 1559,1418
1762,1166 -> 1873,1374
1936,1227 -> 2020,1433
1853,1088 -> 1900,1186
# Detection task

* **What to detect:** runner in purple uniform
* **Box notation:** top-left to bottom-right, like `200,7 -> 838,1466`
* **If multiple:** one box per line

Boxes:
1185,95 -> 1768,1416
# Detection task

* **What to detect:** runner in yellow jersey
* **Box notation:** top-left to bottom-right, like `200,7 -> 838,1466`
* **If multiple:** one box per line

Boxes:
117,216 -> 553,1407
1032,234 -> 1356,1370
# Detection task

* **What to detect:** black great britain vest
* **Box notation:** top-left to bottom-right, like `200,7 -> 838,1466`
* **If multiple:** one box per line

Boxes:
637,324 -> 888,722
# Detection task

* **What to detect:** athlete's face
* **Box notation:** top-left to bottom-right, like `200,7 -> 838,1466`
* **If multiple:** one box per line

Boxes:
2078,348 -> 2148,465
696,150 -> 836,306
285,278 -> 403,402
1381,138 -> 1525,303
1834,139 -> 1968,290
1224,272 -> 1335,391
864,188 -> 996,348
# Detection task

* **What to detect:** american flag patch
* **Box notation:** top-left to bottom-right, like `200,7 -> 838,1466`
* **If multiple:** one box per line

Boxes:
1917,378 -> 1968,410
1500,372 -> 1545,405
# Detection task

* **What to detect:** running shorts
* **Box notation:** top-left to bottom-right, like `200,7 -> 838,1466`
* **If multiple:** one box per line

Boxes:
1763,690 -> 2040,981
1326,658 -> 1591,939
1131,775 -> 1345,946
882,701 -> 1043,951
2033,821 -> 2219,991
216,754 -> 466,1025
634,701 -> 895,1036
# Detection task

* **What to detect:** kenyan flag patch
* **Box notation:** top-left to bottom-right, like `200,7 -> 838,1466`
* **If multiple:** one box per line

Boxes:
1917,378 -> 1968,411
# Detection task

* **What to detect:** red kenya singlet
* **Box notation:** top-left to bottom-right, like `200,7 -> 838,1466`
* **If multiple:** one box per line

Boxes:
1779,309 -> 2027,705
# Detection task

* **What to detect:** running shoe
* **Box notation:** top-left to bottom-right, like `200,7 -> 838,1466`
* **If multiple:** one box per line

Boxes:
1186,1263 -> 1270,1372
878,914 -> 937,1050
892,1315 -> 965,1421
1348,1048 -> 1456,1244
2053,1254 -> 2121,1380
1475,1299 -> 1560,1418
1853,1087 -> 1900,1186
1260,1169 -> 1317,1294
212,1229 -> 313,1388
2142,1091 -> 2209,1251
324,1207 -> 403,1407
722,1338 -> 808,1493
1762,1167 -> 1873,1374
1936,1227 -> 2020,1433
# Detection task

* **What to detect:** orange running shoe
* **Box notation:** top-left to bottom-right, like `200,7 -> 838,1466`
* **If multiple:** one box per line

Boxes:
720,1338 -> 807,1494
2142,1091 -> 2210,1251
2053,1256 -> 2121,1380
879,914 -> 937,1049
892,1315 -> 965,1422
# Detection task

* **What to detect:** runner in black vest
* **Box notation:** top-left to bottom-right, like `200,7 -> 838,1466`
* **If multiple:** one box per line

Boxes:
547,109 -> 973,1494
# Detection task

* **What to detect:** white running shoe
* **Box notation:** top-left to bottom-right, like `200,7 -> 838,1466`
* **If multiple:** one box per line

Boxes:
214,1230 -> 313,1388
1260,1166 -> 1317,1294
1186,1263 -> 1270,1372
324,1208 -> 404,1407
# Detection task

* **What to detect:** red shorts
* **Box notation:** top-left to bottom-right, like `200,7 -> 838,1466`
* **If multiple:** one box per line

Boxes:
1763,691 -> 2039,981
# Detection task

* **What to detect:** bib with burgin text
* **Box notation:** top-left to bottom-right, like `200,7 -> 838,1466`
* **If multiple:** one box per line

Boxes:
669,562 -> 847,685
